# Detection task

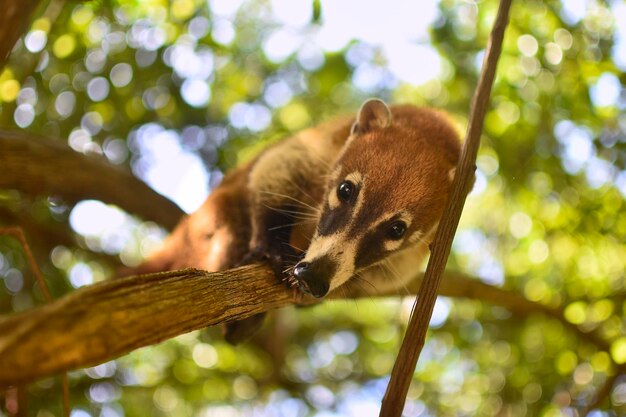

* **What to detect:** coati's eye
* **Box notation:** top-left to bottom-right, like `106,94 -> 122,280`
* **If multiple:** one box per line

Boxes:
387,221 -> 407,240
337,181 -> 354,202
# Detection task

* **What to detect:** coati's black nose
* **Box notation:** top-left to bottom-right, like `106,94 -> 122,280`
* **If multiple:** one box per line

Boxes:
293,259 -> 333,298
293,262 -> 309,278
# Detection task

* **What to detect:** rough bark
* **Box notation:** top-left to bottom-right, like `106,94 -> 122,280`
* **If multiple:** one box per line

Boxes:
0,129 -> 185,230
0,264 -> 610,388
0,0 -> 42,69
0,266 -> 285,387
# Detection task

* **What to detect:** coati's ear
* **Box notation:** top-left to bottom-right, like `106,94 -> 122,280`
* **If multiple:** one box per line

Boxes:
351,98 -> 392,136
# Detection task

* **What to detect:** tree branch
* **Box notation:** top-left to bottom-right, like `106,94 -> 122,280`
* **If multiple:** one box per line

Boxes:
0,0 -> 42,70
0,129 -> 184,230
0,264 -> 614,389
381,0 -> 513,414
0,265 -> 286,387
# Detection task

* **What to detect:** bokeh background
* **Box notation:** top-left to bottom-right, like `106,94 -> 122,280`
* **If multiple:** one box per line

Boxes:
1,0 -> 626,416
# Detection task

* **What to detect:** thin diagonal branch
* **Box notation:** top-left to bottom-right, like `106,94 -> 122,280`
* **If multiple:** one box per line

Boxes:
0,204 -> 122,269
380,0 -> 514,414
0,227 -> 51,302
0,226 -> 70,416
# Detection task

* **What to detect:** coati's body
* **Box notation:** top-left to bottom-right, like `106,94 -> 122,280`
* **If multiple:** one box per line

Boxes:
136,99 -> 461,340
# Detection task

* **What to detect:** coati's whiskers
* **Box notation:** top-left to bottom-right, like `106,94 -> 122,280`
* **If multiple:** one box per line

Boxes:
268,220 -> 316,232
280,241 -> 307,253
281,265 -> 299,288
259,190 -> 321,213
381,259 -> 410,295
282,271 -> 299,288
353,273 -> 377,294
262,204 -> 318,217
280,252 -> 305,261
349,273 -> 375,305
306,150 -> 333,170
262,205 -> 319,221
339,284 -> 352,304
286,177 -> 320,206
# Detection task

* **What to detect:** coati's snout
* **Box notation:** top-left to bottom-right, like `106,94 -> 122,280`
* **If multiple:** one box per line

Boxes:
293,257 -> 335,298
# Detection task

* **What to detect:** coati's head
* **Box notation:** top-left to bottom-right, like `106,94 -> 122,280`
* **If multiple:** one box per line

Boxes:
292,99 -> 461,298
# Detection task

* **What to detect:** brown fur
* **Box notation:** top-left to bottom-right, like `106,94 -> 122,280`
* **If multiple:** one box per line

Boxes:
337,106 -> 460,239
130,99 -> 462,342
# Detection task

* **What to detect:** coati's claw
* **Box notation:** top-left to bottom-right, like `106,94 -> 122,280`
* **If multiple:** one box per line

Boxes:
280,273 -> 299,289
287,276 -> 299,288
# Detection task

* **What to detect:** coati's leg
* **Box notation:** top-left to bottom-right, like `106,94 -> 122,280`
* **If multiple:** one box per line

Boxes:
176,189 -> 268,344
243,188 -> 320,283
242,202 -> 305,278
184,184 -> 270,344
228,183 -> 318,343
123,167 -> 261,343
244,142 -> 323,281
226,199 -> 311,343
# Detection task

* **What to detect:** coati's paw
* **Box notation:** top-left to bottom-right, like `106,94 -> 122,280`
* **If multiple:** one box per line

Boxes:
265,252 -> 300,288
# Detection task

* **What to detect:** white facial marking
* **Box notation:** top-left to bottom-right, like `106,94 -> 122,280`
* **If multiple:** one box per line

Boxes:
305,204 -> 422,292
345,171 -> 363,186
383,239 -> 404,252
329,240 -> 358,290
328,170 -> 365,226
304,231 -> 345,261
378,211 -> 413,252
370,211 -> 412,231
328,188 -> 340,209
409,230 -> 424,243
375,211 -> 413,230
327,165 -> 343,209
302,230 -> 358,291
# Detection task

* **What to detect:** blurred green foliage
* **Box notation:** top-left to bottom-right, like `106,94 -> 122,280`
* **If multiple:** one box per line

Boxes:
1,0 -> 626,416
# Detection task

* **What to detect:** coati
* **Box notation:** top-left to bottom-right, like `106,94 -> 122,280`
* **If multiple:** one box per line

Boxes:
134,98 -> 461,342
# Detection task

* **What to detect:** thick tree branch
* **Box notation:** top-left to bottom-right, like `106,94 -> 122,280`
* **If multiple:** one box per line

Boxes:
0,129 -> 184,230
0,264 -> 613,388
0,266 -> 286,387
381,0 -> 513,414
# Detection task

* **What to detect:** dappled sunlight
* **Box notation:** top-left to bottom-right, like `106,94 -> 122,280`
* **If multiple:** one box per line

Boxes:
1,0 -> 626,415
68,200 -> 166,269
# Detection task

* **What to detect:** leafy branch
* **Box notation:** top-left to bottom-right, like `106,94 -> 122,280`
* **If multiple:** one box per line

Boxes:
0,129 -> 184,230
